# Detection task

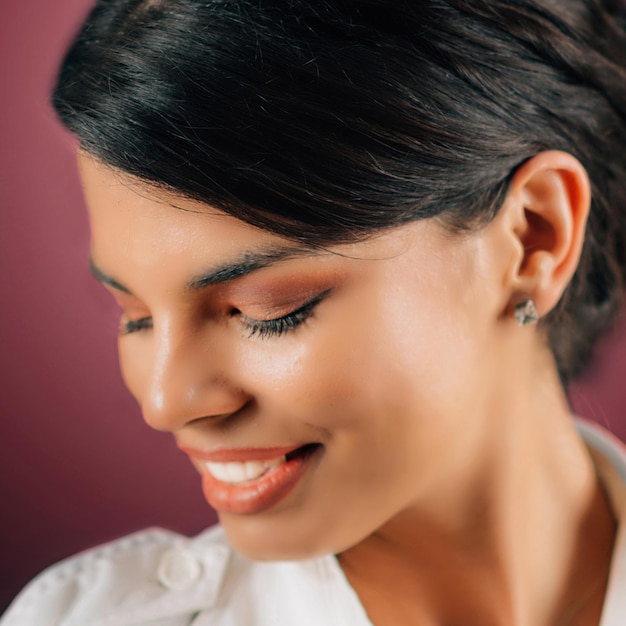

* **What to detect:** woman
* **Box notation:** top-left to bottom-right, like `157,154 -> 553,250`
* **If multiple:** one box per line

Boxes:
3,0 -> 626,624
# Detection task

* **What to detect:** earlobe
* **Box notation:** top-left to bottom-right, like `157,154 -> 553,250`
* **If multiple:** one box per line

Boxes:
503,151 -> 591,320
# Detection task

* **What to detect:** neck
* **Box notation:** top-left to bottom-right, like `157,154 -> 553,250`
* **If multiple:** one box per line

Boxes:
338,350 -> 616,626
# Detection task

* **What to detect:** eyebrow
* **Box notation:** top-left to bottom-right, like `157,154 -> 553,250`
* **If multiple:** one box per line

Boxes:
89,245 -> 322,295
89,259 -> 131,293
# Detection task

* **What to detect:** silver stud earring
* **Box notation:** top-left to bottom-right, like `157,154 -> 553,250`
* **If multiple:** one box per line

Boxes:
514,299 -> 538,326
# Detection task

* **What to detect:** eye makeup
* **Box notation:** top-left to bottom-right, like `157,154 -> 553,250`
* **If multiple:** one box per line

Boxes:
106,258 -> 344,341
237,289 -> 332,339
119,316 -> 153,336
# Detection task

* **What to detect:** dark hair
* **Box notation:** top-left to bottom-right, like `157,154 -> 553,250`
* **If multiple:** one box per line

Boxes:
53,0 -> 626,384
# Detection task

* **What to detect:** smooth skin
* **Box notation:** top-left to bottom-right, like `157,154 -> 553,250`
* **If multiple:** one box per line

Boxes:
80,150 -> 615,626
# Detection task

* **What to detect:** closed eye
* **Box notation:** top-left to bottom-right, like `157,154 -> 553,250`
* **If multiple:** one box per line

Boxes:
239,289 -> 332,339
119,316 -> 153,336
118,290 -> 331,338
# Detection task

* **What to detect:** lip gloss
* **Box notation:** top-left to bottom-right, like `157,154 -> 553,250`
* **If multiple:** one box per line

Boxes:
179,444 -> 321,515
204,452 -> 316,514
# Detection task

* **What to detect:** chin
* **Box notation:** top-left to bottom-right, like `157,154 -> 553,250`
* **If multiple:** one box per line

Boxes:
218,511 -> 353,562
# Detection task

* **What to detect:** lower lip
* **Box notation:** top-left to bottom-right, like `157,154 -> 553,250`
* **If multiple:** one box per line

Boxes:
201,446 -> 320,515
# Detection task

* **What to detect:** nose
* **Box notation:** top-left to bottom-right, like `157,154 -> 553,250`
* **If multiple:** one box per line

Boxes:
129,320 -> 249,433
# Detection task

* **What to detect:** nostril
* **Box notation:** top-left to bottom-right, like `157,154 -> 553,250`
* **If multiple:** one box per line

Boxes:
143,386 -> 253,433
198,396 -> 255,428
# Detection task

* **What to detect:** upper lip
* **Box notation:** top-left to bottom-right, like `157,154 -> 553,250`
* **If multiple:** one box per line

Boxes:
176,443 -> 304,463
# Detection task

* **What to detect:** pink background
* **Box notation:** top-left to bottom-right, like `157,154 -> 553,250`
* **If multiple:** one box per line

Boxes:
0,0 -> 625,613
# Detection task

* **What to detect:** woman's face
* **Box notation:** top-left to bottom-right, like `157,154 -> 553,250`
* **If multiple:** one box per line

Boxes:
80,154 -> 515,560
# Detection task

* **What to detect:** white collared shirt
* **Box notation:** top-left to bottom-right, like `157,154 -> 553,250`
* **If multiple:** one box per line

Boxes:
3,420 -> 625,626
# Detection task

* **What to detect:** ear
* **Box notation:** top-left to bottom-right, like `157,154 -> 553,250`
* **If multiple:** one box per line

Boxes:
499,151 -> 591,319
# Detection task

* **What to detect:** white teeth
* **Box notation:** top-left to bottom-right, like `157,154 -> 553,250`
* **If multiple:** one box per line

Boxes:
206,456 -> 285,485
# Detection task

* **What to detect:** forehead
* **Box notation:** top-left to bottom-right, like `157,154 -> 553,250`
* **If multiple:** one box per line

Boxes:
78,154 -> 287,260
79,155 -> 329,293
78,152 -> 472,292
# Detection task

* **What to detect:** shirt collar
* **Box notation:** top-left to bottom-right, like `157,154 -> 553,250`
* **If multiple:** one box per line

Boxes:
576,420 -> 626,626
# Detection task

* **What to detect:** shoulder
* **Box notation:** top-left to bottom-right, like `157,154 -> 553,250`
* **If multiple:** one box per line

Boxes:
1,525 -> 349,626
0,525 -> 231,626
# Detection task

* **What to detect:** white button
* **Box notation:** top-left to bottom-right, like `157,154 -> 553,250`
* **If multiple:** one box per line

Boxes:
157,548 -> 203,591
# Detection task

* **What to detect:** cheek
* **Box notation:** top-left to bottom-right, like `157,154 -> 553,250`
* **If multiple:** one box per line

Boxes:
234,338 -> 309,393
230,288 -> 461,432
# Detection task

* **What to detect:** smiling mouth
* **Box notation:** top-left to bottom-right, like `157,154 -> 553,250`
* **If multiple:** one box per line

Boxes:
193,443 -> 322,515
204,444 -> 318,485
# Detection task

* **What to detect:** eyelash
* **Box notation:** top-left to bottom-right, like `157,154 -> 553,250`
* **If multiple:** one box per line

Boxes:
118,290 -> 331,339
119,316 -> 153,336
240,290 -> 331,339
